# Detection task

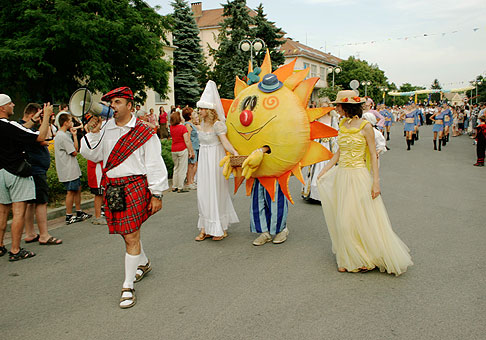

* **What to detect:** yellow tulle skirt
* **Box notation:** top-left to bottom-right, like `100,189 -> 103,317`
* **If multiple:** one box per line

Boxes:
317,166 -> 413,276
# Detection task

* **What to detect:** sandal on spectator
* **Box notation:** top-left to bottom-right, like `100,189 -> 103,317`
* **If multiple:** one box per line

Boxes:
134,260 -> 152,283
8,248 -> 36,262
25,234 -> 40,243
39,237 -> 63,245
0,245 -> 7,257
119,288 -> 136,309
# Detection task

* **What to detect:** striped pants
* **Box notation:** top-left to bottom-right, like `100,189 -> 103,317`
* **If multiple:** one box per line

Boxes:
250,179 -> 289,235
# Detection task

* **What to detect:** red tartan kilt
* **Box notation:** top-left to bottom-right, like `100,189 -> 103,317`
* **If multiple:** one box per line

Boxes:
104,175 -> 151,235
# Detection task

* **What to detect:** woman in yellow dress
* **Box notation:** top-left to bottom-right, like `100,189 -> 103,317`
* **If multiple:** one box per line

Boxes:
317,91 -> 413,276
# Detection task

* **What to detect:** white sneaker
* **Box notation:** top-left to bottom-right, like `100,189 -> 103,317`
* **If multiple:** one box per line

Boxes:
272,228 -> 289,244
252,232 -> 272,246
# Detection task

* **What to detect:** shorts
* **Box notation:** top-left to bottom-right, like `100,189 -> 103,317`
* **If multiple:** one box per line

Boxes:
28,174 -> 49,204
0,169 -> 36,204
189,148 -> 199,164
404,123 -> 415,132
63,178 -> 81,192
90,187 -> 103,196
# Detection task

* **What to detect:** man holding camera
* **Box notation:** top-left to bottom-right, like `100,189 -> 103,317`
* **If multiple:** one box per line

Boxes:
0,94 -> 53,261
81,87 -> 168,309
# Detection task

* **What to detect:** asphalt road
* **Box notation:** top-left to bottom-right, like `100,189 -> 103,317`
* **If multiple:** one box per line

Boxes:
1,124 -> 485,340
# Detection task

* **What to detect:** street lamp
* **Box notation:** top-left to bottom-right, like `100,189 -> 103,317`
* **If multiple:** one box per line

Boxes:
327,66 -> 341,89
361,80 -> 371,97
239,38 -> 265,68
380,87 -> 388,104
473,80 -> 483,104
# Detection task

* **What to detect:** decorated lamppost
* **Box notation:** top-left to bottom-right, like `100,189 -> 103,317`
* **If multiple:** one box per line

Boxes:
239,38 -> 265,68
380,87 -> 389,104
473,80 -> 483,104
361,80 -> 371,97
327,66 -> 341,89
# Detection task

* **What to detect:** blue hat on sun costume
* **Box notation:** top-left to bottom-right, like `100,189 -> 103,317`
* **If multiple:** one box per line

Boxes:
258,74 -> 283,93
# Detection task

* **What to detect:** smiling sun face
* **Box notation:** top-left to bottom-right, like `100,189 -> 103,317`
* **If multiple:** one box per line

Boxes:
223,51 -> 338,203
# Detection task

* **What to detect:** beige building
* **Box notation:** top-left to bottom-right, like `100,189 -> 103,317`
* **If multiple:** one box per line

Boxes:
190,2 -> 341,103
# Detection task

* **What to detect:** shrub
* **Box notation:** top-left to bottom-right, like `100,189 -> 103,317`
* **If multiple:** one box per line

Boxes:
161,139 -> 173,178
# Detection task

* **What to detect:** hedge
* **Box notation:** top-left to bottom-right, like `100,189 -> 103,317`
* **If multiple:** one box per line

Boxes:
46,139 -> 173,202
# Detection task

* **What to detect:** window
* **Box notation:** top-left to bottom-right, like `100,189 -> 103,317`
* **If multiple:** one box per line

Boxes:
303,62 -> 310,70
311,64 -> 317,78
320,67 -> 326,80
154,91 -> 167,104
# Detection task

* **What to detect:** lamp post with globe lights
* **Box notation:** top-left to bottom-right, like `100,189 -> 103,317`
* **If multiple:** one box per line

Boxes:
473,80 -> 483,104
380,87 -> 388,104
327,66 -> 341,89
361,80 -> 371,97
239,38 -> 265,69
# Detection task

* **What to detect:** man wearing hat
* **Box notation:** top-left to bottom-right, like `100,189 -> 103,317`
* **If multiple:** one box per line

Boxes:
0,95 -> 53,261
80,87 -> 169,309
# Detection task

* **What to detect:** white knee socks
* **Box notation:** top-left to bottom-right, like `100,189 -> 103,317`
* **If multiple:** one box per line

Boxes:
138,241 -> 148,266
121,253 -> 140,307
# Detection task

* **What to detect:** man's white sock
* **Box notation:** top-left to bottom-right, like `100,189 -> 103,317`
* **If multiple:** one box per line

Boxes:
121,253 -> 140,307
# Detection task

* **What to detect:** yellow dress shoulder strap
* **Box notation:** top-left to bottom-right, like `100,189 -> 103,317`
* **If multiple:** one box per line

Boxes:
358,120 -> 370,131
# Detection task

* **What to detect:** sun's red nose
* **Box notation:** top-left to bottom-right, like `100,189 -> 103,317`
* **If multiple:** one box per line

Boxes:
240,110 -> 253,126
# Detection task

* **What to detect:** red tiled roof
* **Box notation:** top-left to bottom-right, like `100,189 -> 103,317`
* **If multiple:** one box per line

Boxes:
195,7 -> 257,29
280,38 -> 342,66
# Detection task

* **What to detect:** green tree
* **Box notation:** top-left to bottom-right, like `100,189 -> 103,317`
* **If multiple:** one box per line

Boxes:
333,57 -> 390,105
430,79 -> 442,103
0,0 -> 172,107
210,0 -> 254,98
171,0 -> 207,107
251,4 -> 285,70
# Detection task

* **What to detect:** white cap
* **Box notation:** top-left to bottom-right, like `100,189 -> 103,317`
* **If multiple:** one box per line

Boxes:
362,112 -> 377,125
0,94 -> 12,106
197,80 -> 225,122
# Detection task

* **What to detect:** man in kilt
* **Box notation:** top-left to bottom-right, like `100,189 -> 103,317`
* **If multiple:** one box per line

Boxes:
80,87 -> 168,309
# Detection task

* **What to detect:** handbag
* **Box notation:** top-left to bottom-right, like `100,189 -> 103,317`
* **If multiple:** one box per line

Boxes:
5,158 -> 32,177
105,185 -> 126,212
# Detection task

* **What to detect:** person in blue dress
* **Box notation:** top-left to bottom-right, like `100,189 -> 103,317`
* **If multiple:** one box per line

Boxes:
414,105 -> 426,141
442,104 -> 453,144
379,104 -> 394,141
400,105 -> 416,150
430,107 -> 446,151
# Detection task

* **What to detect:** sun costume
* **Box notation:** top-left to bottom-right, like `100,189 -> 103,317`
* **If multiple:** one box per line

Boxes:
220,51 -> 337,245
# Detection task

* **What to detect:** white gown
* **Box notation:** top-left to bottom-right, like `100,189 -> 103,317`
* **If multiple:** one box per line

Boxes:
197,121 -> 239,236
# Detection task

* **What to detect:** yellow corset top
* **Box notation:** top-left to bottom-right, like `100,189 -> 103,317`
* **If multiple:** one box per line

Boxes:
338,119 -> 369,169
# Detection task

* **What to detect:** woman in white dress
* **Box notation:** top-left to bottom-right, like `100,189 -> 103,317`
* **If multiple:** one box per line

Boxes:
195,81 -> 239,241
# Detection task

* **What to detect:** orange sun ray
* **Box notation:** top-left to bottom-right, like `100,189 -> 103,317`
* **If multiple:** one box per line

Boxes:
258,177 -> 277,201
259,49 -> 272,78
273,58 -> 297,82
294,77 -> 319,107
235,76 -> 249,98
291,162 -> 305,185
246,177 -> 255,196
283,68 -> 310,91
310,121 -> 339,139
307,107 -> 335,122
277,171 -> 294,204
301,141 -> 333,167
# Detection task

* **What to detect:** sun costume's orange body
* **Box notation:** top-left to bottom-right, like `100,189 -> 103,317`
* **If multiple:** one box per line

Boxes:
221,51 -> 338,204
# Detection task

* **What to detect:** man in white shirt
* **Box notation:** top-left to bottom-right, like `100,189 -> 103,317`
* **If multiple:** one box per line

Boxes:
81,87 -> 168,309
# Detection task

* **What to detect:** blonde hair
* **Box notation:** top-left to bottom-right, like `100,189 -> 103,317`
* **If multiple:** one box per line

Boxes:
204,108 -> 219,124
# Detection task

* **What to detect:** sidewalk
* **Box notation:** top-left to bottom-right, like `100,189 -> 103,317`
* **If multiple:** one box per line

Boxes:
2,198 -> 95,245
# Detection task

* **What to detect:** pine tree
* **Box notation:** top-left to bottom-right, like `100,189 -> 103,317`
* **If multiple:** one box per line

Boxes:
210,0 -> 255,99
171,0 -> 206,107
252,4 -> 285,70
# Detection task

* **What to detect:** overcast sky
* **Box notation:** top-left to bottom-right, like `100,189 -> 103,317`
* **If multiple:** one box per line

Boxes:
146,0 -> 486,90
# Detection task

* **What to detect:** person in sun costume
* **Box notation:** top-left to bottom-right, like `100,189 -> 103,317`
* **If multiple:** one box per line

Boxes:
219,51 -> 338,246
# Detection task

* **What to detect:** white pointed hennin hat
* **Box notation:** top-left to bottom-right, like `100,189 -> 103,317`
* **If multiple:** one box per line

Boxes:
197,80 -> 225,122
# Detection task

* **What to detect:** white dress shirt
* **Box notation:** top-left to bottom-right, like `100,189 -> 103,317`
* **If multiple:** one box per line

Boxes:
80,115 -> 169,195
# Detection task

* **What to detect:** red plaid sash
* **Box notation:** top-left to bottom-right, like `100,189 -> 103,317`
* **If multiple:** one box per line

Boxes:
104,119 -> 155,173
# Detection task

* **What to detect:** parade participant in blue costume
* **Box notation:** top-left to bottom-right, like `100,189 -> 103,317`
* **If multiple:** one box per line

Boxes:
379,105 -> 394,141
430,107 -> 446,151
414,105 -> 426,141
442,104 -> 453,144
400,106 -> 416,150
